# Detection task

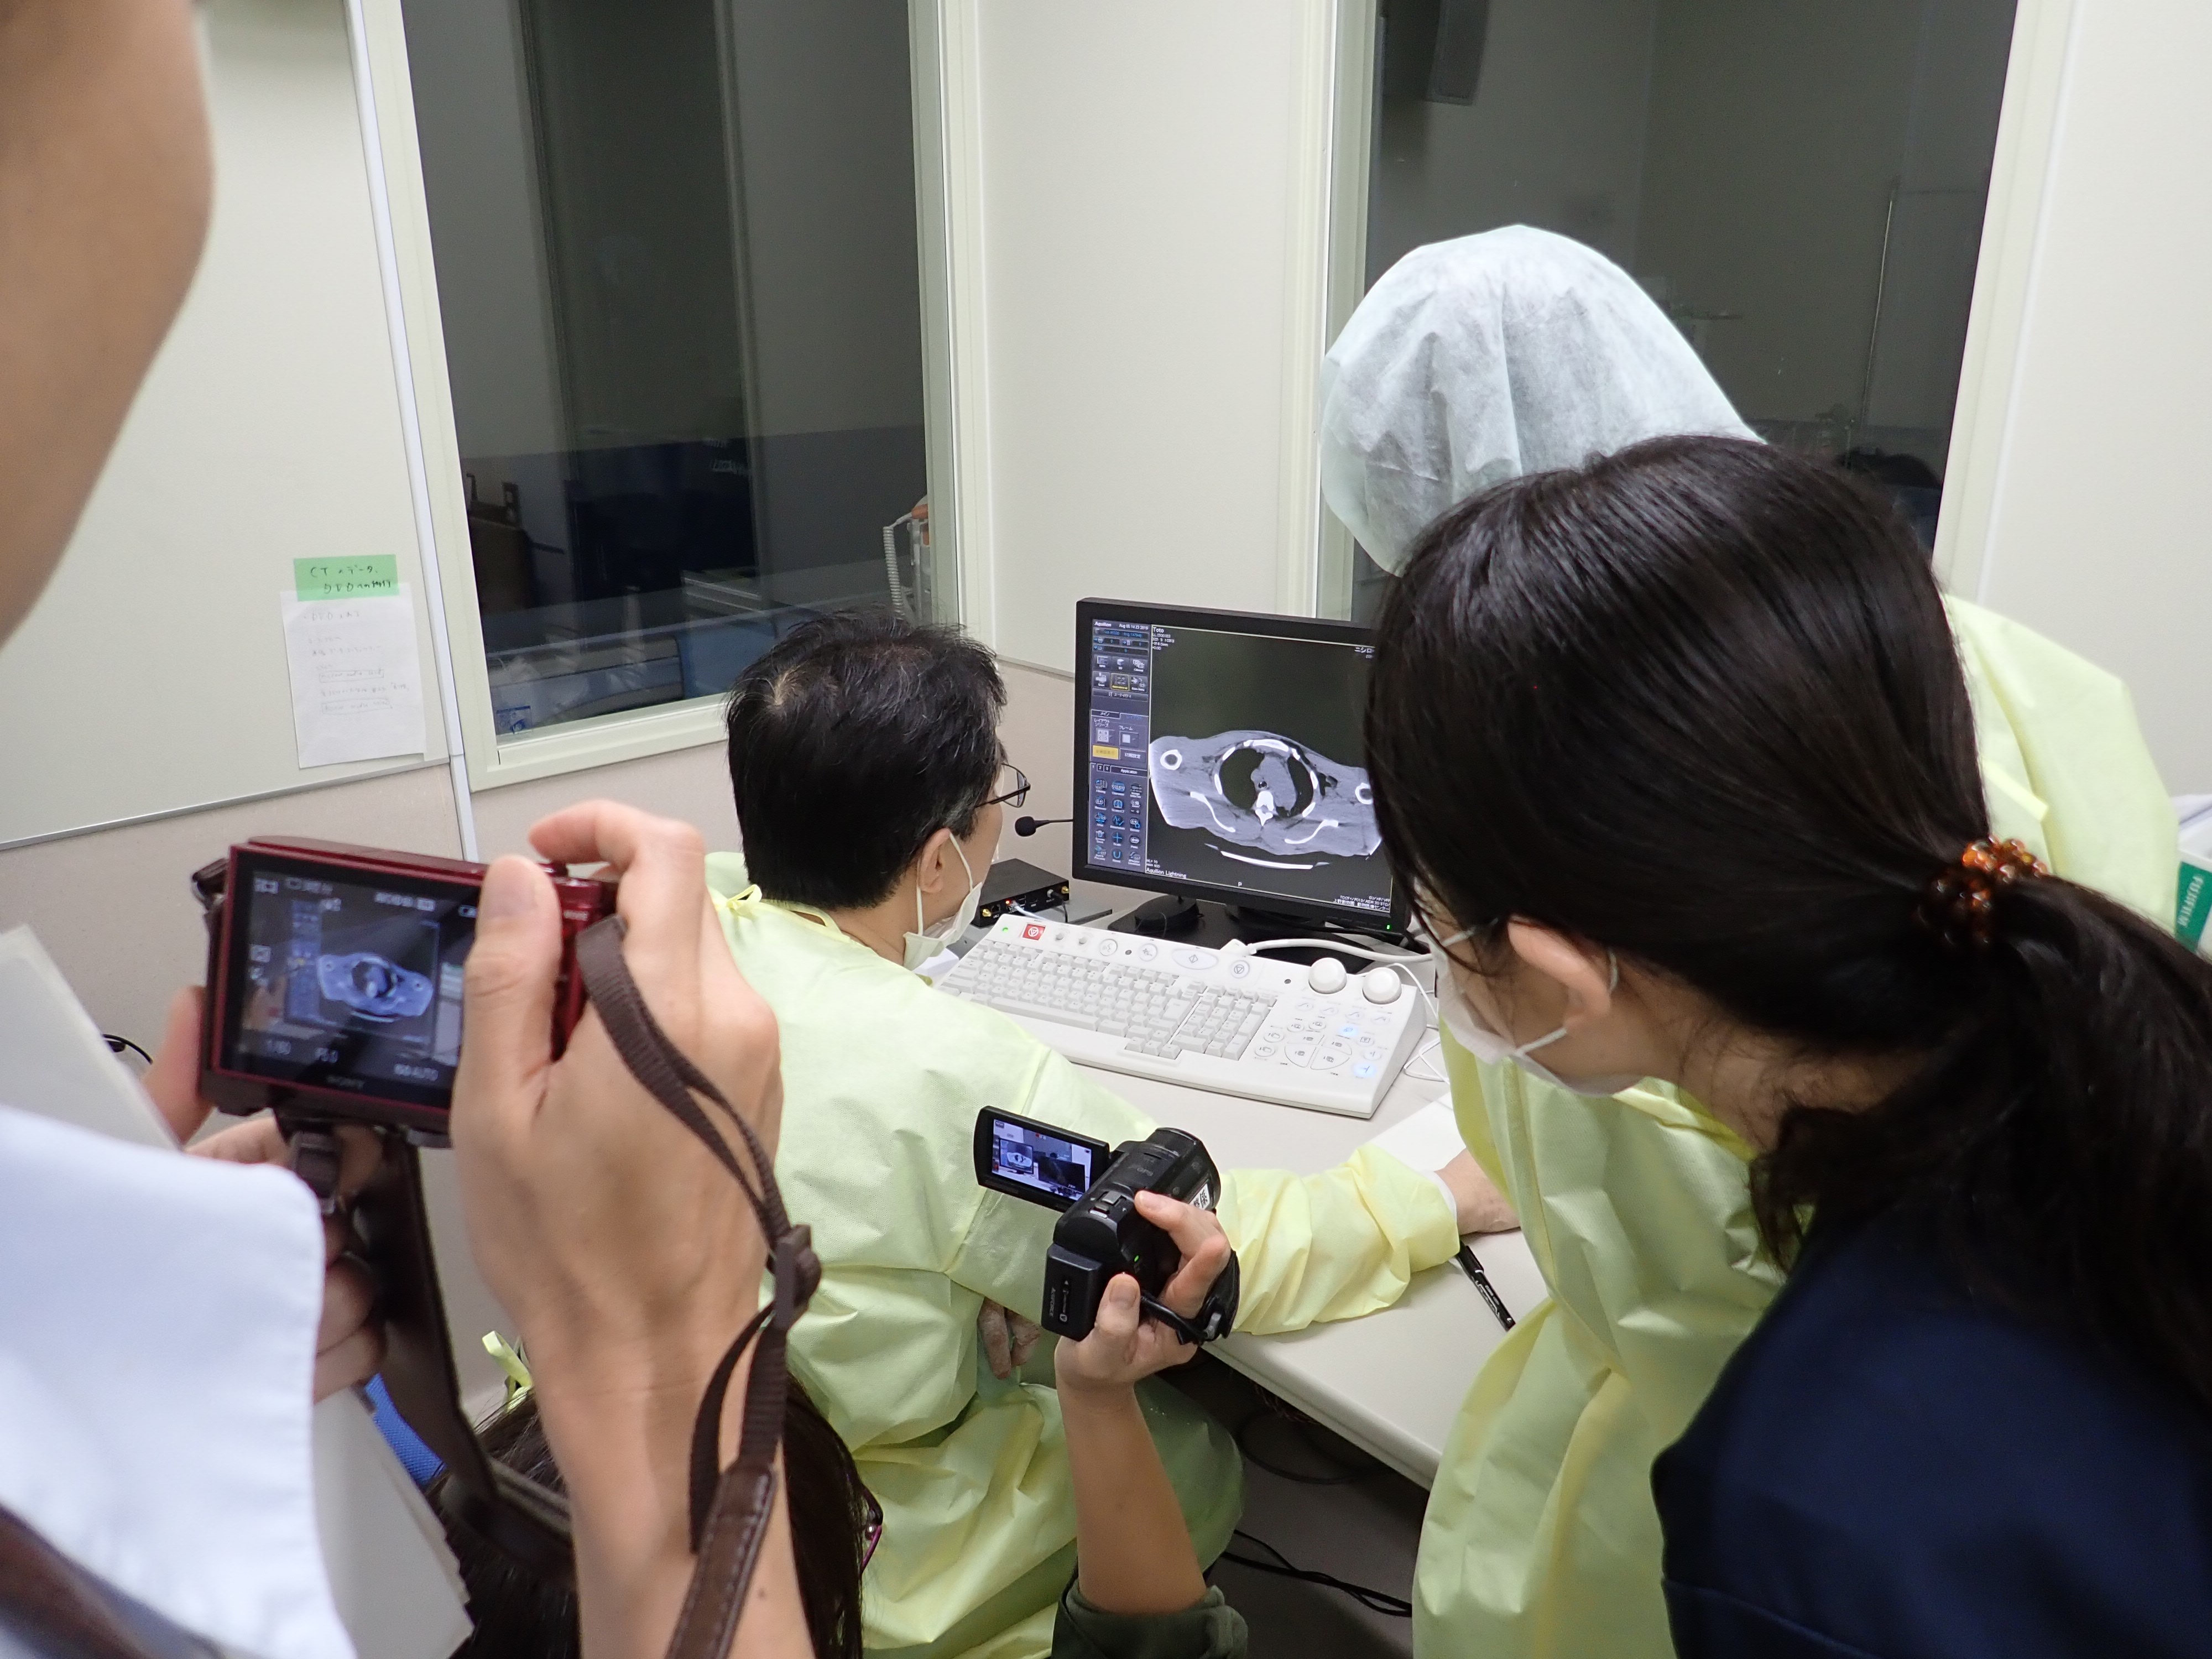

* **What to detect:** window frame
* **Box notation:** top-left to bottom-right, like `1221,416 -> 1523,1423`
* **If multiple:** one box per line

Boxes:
355,0 -> 966,790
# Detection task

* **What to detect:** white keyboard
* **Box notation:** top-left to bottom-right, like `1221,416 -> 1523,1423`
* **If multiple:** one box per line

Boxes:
937,915 -> 1425,1118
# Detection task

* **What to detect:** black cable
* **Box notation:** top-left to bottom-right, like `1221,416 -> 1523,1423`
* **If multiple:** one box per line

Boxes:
103,1034 -> 153,1067
1216,1529 -> 1412,1618
1234,1399 -> 1381,1486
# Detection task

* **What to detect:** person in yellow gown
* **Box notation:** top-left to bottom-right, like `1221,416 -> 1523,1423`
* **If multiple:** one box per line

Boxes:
709,611 -> 1494,1659
1318,226 -> 2178,1658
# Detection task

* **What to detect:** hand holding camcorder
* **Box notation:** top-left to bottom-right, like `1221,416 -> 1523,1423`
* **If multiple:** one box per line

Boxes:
1053,1200 -> 1235,1398
974,1108 -> 1241,1345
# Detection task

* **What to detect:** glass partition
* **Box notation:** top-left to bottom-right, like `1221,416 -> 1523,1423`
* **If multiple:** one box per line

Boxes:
1355,0 -> 2017,616
401,0 -> 938,736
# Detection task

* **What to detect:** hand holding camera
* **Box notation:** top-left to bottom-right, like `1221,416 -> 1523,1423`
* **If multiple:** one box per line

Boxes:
1053,1193 -> 1233,1398
450,801 -> 804,1658
975,1109 -> 1242,1345
187,802 -> 808,1652
1050,1186 -> 1236,1625
450,802 -> 782,1398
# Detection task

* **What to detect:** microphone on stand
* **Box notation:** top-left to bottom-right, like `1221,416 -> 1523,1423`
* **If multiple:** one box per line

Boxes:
1014,815 -> 1073,837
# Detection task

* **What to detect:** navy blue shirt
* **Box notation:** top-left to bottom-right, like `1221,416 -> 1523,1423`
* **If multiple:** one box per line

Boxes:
1654,1215 -> 2212,1658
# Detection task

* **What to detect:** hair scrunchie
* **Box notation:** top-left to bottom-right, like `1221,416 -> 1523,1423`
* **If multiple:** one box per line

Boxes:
1918,837 -> 2049,951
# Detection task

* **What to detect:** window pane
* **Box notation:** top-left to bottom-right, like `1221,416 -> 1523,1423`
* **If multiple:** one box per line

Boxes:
1361,0 -> 2016,613
401,0 -> 933,736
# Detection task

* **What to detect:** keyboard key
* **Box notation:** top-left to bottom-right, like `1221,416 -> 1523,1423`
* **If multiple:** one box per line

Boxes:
997,1000 -> 1098,1030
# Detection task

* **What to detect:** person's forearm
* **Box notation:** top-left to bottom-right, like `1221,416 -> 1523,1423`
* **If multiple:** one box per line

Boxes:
1060,1386 -> 1209,1616
1220,1147 -> 1460,1334
537,1343 -> 811,1659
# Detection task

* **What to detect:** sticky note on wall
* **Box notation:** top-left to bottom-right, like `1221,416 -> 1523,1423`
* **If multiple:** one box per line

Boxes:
294,556 -> 400,602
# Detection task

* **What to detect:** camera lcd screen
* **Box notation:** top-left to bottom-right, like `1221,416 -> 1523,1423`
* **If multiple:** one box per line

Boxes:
989,1119 -> 1100,1206
217,851 -> 478,1113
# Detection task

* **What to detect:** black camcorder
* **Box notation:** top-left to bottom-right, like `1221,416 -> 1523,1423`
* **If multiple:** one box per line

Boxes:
973,1107 -> 1240,1344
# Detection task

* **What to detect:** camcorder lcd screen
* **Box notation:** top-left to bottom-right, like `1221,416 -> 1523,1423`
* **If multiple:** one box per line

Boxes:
989,1118 -> 1100,1206
218,851 -> 478,1113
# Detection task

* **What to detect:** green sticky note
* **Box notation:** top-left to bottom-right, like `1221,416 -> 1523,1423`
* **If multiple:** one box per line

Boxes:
294,555 -> 400,601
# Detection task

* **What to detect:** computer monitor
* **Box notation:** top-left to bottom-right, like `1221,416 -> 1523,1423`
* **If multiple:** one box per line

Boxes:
1071,599 -> 1404,932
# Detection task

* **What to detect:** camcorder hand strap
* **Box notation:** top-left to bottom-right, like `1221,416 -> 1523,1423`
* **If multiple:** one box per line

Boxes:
1140,1248 -> 1240,1346
572,915 -> 819,1659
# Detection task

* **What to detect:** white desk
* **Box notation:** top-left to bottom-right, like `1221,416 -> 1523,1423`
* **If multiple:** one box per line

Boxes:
1066,1056 -> 1547,1489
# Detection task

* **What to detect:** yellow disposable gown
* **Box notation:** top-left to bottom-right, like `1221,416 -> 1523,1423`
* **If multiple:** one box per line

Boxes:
706,857 -> 1459,1659
1413,598 -> 2179,1658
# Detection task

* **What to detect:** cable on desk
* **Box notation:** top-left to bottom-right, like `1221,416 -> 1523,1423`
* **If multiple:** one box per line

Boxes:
1402,1032 -> 1447,1083
1234,1396 -> 1383,1486
1215,1530 -> 1413,1619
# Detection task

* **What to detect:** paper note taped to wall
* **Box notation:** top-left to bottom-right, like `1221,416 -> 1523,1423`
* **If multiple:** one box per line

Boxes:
280,584 -> 426,768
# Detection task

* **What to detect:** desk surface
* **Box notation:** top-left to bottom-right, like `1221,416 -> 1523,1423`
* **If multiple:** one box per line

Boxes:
1068,1055 -> 1546,1488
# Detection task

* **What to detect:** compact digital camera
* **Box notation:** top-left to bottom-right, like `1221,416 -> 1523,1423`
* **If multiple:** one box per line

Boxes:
194,838 -> 615,1137
187,837 -> 618,1574
974,1107 -> 1241,1343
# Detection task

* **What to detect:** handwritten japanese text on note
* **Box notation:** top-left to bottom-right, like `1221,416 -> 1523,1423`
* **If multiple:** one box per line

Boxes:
293,555 -> 401,602
280,585 -> 426,768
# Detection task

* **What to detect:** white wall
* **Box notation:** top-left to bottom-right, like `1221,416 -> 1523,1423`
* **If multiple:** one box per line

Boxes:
0,0 -> 446,849
958,0 -> 1329,674
1967,0 -> 2212,791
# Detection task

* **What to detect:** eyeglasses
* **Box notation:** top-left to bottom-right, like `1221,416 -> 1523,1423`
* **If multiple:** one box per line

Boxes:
860,1488 -> 885,1570
983,763 -> 1030,810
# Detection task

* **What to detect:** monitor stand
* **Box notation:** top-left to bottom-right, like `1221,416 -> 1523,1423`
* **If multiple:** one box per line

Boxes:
1107,896 -> 1393,967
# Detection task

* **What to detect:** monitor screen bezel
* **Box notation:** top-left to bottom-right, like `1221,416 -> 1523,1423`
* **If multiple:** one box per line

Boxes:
1071,598 -> 1407,935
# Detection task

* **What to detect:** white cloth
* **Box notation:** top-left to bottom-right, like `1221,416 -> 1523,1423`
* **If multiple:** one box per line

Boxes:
0,1103 -> 354,1659
1319,225 -> 1757,571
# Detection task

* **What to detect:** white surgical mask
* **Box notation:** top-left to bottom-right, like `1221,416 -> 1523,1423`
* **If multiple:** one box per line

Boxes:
1428,927 -> 1642,1097
904,836 -> 982,972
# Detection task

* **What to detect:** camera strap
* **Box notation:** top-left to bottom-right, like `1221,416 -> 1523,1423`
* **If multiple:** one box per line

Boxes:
572,915 -> 820,1659
1140,1245 -> 1240,1345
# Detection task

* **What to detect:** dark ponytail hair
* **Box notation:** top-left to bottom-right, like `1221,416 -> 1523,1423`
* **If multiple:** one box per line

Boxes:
1366,435 -> 2212,1411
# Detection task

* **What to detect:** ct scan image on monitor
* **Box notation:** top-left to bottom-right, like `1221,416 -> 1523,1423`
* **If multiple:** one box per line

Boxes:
1073,599 -> 1399,928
